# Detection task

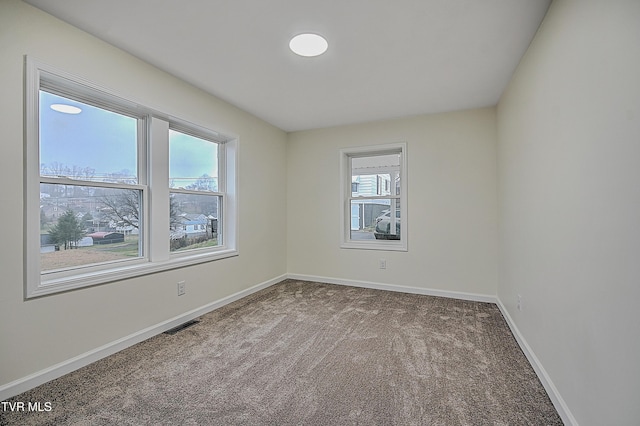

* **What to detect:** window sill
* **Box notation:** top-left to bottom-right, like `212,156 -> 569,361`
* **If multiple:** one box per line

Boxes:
340,241 -> 407,252
28,248 -> 238,299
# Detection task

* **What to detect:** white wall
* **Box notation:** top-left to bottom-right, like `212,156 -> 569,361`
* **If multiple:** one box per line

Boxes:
287,108 -> 498,297
0,0 -> 287,388
497,0 -> 640,424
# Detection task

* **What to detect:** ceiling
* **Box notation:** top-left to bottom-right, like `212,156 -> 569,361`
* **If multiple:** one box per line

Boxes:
24,0 -> 551,132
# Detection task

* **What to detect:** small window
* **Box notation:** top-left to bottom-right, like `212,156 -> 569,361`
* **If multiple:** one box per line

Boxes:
340,143 -> 407,251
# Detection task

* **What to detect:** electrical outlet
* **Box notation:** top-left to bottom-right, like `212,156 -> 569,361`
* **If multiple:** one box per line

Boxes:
517,294 -> 522,311
379,259 -> 387,269
178,281 -> 186,296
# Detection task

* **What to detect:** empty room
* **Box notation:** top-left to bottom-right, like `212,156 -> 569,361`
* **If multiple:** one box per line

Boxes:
1,0 -> 639,424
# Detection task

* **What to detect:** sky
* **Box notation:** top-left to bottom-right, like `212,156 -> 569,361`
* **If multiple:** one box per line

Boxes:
169,130 -> 218,189
40,90 -> 218,187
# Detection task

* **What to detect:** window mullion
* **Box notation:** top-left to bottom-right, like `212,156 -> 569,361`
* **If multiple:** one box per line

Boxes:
149,117 -> 170,262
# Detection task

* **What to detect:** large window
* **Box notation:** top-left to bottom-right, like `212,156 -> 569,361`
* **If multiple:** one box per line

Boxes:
37,87 -> 146,274
25,57 -> 238,298
340,143 -> 407,251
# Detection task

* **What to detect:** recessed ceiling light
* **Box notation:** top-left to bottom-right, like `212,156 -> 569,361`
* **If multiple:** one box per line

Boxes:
50,104 -> 82,114
289,33 -> 328,57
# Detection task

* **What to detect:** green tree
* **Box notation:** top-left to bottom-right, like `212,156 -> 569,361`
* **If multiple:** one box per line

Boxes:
49,210 -> 85,250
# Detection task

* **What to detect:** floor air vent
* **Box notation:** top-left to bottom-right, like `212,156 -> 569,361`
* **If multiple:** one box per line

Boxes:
164,319 -> 200,335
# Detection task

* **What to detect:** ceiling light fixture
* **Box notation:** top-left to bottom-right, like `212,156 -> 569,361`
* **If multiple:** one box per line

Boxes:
50,104 -> 82,114
289,33 -> 328,57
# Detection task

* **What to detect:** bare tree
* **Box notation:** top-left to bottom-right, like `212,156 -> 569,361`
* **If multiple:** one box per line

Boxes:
45,161 -> 70,177
100,189 -> 140,229
101,190 -> 181,230
186,174 -> 217,191
169,195 -> 181,230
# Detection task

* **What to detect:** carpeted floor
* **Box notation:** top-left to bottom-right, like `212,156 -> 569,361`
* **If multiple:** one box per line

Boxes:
1,280 -> 563,425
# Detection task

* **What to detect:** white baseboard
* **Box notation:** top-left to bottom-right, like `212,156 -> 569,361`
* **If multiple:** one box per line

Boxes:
0,274 -> 286,402
286,273 -> 497,303
495,299 -> 578,426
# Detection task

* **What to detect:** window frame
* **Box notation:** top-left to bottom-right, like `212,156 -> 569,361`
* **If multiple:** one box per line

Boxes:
339,143 -> 408,251
168,124 -> 226,255
24,57 -> 239,299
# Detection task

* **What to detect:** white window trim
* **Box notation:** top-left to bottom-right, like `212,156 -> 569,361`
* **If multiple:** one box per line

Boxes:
24,56 -> 239,298
339,142 -> 408,251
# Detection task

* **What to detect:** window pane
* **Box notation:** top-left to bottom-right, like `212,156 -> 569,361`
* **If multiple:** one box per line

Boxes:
169,130 -> 218,191
372,204 -> 401,241
40,183 -> 142,272
349,199 -> 401,241
351,153 -> 400,197
39,90 -> 139,184
170,192 -> 221,252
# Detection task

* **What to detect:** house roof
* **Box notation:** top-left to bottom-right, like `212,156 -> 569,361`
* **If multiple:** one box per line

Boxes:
87,232 -> 122,238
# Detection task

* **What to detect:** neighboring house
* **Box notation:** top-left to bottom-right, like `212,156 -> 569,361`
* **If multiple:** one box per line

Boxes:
40,204 -> 64,220
114,223 -> 139,235
349,153 -> 402,231
170,214 -> 217,241
180,213 -> 209,236
87,232 -> 125,245
350,175 -> 393,231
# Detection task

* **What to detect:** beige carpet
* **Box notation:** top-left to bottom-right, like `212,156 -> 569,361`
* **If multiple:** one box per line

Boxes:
1,280 -> 563,425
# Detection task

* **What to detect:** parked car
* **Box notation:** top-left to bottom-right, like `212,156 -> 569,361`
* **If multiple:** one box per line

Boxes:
374,209 -> 401,240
